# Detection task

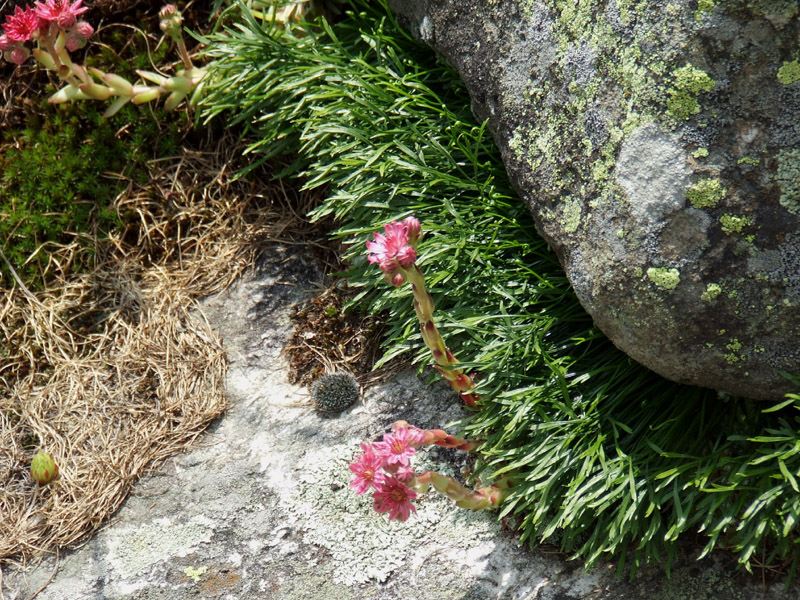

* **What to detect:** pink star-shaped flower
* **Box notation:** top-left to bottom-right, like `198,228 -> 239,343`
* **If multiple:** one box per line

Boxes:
348,443 -> 386,495
34,0 -> 88,28
3,6 -> 40,42
374,427 -> 418,467
366,216 -> 421,273
372,477 -> 418,522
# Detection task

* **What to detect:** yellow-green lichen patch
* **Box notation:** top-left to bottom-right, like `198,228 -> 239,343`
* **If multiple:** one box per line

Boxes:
183,566 -> 208,583
737,156 -> 759,166
776,148 -> 800,215
667,92 -> 701,120
692,147 -> 709,159
777,60 -> 800,85
673,65 -> 716,94
701,282 -> 721,301
647,266 -> 680,290
687,178 -> 726,208
667,65 -> 715,120
724,338 -> 743,364
719,214 -> 750,234
562,197 -> 583,233
695,0 -> 715,19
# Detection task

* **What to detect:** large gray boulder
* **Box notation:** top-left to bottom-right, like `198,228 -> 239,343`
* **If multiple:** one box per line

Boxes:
387,0 -> 800,400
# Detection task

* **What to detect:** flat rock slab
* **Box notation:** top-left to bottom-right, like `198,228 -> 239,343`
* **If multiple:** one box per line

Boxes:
2,244 -> 796,599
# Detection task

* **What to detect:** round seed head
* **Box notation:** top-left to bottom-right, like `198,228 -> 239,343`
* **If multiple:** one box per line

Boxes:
310,372 -> 360,413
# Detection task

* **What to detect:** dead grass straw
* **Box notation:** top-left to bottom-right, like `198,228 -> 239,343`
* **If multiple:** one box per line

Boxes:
0,133 -> 321,565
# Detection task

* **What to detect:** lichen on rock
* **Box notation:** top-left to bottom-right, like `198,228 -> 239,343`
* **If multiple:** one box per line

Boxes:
387,0 -> 800,399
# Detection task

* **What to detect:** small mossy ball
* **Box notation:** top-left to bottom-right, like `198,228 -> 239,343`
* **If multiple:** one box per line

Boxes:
310,372 -> 360,413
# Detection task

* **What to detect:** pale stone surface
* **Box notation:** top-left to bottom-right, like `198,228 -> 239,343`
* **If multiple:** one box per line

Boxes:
1,245 -> 795,599
387,0 -> 800,400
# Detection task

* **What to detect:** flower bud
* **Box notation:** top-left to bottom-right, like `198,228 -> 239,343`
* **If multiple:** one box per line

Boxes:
383,272 -> 405,287
65,34 -> 86,52
396,245 -> 417,268
73,21 -> 94,39
378,257 -> 399,275
402,216 -> 421,245
158,4 -> 181,21
30,451 -> 59,485
0,35 -> 11,51
57,12 -> 76,28
159,4 -> 183,40
9,45 -> 30,65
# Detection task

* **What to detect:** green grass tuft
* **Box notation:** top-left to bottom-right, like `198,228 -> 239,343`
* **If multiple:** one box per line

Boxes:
199,0 -> 800,580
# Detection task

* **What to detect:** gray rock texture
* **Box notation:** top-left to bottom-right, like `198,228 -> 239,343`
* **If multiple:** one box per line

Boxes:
2,244 -> 796,599
387,0 -> 800,400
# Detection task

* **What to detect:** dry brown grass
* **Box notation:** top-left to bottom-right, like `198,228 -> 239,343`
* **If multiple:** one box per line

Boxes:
0,133 -> 324,566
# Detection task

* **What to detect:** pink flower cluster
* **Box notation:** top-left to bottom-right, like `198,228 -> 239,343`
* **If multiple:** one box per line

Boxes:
349,426 -> 425,522
366,215 -> 421,286
1,0 -> 92,64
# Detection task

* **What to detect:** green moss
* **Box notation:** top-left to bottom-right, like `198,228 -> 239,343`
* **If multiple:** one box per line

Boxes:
701,283 -> 721,301
687,178 -> 726,208
647,266 -> 680,290
777,60 -> 800,85
719,214 -> 750,234
775,148 -> 800,215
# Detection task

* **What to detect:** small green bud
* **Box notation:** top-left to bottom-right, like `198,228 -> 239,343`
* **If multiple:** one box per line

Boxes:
30,451 -> 59,485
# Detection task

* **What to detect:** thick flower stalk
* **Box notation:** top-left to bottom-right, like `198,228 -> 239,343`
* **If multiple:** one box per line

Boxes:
349,421 -> 508,521
0,2 -> 206,117
366,216 -> 480,406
